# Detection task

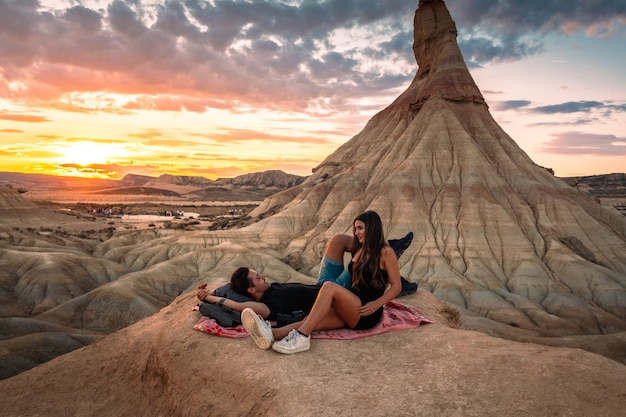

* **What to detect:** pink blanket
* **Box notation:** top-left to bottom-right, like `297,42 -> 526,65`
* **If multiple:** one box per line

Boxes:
193,301 -> 436,340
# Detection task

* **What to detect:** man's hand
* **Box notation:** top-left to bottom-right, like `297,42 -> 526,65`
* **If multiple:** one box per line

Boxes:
196,283 -> 213,302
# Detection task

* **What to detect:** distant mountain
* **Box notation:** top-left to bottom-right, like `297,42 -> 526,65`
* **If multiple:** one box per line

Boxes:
4,170 -> 625,204
0,171 -> 117,191
0,170 -> 306,202
0,170 -> 305,191
218,170 -> 305,188
95,187 -> 181,197
144,174 -> 214,188
118,174 -> 153,187
143,170 -> 305,189
562,173 -> 626,198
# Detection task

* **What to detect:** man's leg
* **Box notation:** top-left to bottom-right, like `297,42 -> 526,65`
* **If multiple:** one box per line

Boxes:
399,278 -> 418,296
241,308 -> 274,350
318,257 -> 352,287
241,311 -> 305,349
388,231 -> 414,259
388,232 -> 418,296
317,234 -> 353,288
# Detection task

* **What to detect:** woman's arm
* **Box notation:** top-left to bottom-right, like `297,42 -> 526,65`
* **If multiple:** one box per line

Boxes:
380,246 -> 402,300
357,246 -> 402,316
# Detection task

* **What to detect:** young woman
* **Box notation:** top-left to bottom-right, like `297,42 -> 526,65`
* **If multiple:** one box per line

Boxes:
242,210 -> 402,354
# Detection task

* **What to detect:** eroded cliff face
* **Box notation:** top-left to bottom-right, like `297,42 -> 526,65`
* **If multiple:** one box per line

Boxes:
1,0 -> 625,384
243,0 -> 626,340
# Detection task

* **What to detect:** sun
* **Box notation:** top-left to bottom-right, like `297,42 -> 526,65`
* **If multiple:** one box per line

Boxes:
56,141 -> 127,166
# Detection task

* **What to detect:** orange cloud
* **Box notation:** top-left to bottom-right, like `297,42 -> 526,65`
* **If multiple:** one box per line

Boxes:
193,129 -> 332,145
0,112 -> 50,123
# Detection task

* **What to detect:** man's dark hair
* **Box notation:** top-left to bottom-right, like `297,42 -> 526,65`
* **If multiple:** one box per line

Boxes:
230,267 -> 251,295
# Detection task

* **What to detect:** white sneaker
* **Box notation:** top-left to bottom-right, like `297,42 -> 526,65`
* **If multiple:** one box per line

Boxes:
272,329 -> 310,354
241,308 -> 274,350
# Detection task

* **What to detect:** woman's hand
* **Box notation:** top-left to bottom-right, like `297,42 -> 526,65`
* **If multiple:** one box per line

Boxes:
357,301 -> 380,317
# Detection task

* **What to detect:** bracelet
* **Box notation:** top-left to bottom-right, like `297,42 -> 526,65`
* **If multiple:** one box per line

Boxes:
217,298 -> 226,307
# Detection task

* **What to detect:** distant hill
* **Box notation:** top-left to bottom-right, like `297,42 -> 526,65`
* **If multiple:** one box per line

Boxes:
4,170 -> 624,205
218,170 -> 305,188
0,171 -> 117,191
144,174 -> 214,188
562,173 -> 626,198
117,174 -> 153,187
95,186 -> 181,197
141,170 -> 305,189
0,170 -> 307,202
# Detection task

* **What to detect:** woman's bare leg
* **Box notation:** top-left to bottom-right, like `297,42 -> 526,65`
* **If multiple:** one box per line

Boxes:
297,282 -> 361,335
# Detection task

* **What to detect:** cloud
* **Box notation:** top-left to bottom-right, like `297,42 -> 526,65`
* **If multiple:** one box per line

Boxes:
459,34 -> 544,67
540,131 -> 626,156
450,0 -> 626,33
532,101 -> 605,114
0,128 -> 24,133
496,99 -> 626,119
448,0 -> 626,65
0,0 -> 416,115
0,0 -> 623,123
198,128 -> 333,145
58,162 -> 137,178
494,100 -> 531,111
0,112 -> 50,123
142,138 -> 204,148
526,101 -> 626,124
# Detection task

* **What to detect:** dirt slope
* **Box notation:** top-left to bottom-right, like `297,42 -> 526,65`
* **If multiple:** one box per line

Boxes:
1,290 -> 625,417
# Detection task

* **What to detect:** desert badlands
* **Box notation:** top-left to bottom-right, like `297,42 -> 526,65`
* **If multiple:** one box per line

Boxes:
1,0 -> 625,416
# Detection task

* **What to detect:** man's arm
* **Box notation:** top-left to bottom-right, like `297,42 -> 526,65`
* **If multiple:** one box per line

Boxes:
201,293 -> 271,318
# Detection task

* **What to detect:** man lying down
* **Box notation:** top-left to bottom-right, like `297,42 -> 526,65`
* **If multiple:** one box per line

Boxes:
196,267 -> 317,328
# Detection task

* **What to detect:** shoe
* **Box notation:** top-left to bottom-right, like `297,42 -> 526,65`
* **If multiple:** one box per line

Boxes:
272,329 -> 310,354
241,308 -> 274,350
399,277 -> 418,297
388,232 -> 414,259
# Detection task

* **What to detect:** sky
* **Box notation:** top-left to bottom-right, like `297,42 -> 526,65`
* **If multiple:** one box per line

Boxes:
0,0 -> 625,180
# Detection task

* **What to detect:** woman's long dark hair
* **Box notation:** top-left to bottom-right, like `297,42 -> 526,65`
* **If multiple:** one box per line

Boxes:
351,211 -> 387,290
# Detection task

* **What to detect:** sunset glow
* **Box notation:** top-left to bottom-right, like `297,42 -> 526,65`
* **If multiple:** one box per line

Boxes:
55,141 -> 126,166
1,1 -> 624,180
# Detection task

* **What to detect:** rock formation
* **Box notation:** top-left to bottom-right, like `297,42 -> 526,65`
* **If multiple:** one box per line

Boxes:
1,0 -> 625,402
241,0 -> 626,344
2,291 -> 625,417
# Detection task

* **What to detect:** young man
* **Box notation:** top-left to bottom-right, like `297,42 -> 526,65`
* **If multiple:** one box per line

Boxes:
197,267 -> 320,321
197,267 -> 320,348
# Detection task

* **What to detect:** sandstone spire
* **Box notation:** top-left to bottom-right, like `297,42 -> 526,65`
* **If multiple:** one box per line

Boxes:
1,1 -> 624,382
247,0 -> 626,339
